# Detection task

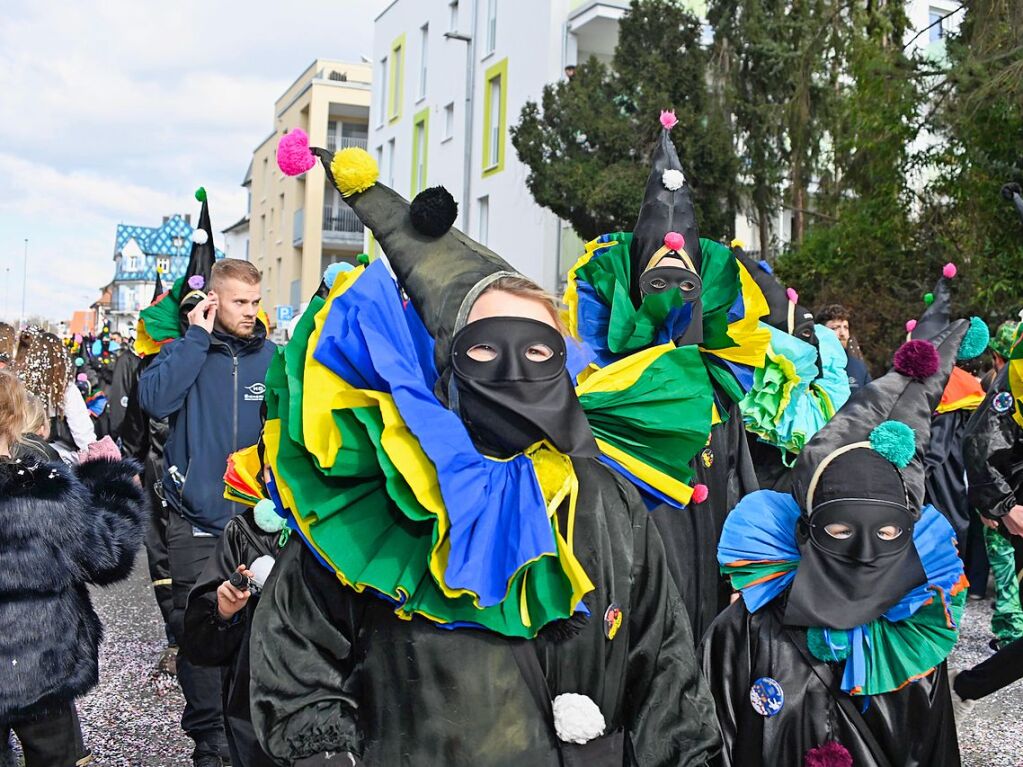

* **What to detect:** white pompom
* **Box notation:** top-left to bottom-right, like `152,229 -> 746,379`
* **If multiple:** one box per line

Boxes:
552,693 -> 606,745
191,229 -> 209,245
662,169 -> 686,191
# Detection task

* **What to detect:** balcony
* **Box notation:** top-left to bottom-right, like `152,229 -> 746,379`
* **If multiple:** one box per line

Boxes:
567,1 -> 629,63
326,136 -> 368,153
322,205 -> 364,248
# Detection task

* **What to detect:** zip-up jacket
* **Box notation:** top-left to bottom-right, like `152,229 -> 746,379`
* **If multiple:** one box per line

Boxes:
964,366 -> 1023,519
138,324 -> 275,534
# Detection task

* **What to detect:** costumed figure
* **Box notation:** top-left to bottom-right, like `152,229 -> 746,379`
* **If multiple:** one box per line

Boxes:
731,246 -> 851,492
702,321 -> 975,766
904,263 -> 989,540
562,111 -> 770,640
247,130 -> 721,766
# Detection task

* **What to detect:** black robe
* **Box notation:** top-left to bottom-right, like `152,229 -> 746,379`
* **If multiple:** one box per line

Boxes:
651,396 -> 759,643
701,597 -> 961,767
923,409 -> 971,539
249,458 -> 721,767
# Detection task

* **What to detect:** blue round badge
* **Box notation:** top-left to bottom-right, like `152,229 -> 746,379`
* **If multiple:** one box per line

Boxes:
750,677 -> 785,717
993,391 -> 1014,414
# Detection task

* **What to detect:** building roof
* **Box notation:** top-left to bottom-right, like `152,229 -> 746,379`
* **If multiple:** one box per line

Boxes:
222,215 -> 250,234
112,214 -> 225,283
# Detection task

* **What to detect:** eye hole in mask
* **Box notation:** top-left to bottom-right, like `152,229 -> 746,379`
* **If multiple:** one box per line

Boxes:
465,342 -> 555,364
467,344 -> 499,362
823,522 -> 904,541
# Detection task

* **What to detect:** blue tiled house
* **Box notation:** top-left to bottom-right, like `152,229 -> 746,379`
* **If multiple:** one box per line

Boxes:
103,214 -> 224,335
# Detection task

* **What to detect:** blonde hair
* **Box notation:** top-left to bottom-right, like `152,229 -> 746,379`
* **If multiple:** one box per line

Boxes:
210,259 -> 262,292
483,275 -> 567,335
15,331 -> 73,416
0,370 -> 28,449
23,393 -> 49,438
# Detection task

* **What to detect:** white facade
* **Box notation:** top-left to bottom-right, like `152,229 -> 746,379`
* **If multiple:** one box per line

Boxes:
373,0 -> 640,290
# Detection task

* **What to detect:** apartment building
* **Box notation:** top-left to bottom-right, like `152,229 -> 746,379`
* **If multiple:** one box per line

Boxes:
247,59 -> 372,323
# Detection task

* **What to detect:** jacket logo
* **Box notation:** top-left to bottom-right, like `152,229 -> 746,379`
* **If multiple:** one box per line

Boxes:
245,382 -> 266,402
993,391 -> 1013,414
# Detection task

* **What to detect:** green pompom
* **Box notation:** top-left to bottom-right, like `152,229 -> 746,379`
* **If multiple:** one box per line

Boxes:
869,420 -> 916,468
923,292 -> 934,306
357,252 -> 370,265
253,498 -> 286,533
807,627 -> 851,662
958,316 -> 990,361
195,186 -> 207,202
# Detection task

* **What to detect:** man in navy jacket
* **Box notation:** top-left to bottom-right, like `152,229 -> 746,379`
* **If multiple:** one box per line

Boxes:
139,258 -> 274,767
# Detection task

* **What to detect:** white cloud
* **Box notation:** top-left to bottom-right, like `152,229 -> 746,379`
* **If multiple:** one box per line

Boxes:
0,0 -> 386,322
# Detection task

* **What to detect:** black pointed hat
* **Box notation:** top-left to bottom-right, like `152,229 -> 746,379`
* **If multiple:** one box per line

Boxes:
179,187 -> 217,326
909,263 -> 957,341
152,267 -> 165,303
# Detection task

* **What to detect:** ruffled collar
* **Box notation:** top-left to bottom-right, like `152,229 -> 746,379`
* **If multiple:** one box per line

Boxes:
718,490 -> 966,695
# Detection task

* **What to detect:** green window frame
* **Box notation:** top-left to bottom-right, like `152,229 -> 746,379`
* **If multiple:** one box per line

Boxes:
481,57 -> 507,177
388,33 -> 406,124
410,107 -> 430,196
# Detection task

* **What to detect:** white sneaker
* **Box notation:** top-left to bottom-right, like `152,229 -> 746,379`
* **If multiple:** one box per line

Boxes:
948,669 -> 976,722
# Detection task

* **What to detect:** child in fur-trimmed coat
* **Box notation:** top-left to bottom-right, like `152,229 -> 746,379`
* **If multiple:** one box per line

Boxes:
0,370 -> 147,767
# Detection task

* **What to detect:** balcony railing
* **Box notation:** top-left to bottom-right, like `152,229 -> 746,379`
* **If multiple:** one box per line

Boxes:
326,136 -> 368,153
323,205 -> 364,235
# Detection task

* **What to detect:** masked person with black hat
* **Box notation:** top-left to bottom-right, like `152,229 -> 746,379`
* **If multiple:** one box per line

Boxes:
562,111 -> 770,641
700,321 -> 976,766
731,247 -> 851,492
246,132 -> 720,766
137,188 -> 275,767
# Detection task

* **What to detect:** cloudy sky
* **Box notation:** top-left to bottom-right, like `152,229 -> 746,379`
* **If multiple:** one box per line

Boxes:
0,0 -> 386,323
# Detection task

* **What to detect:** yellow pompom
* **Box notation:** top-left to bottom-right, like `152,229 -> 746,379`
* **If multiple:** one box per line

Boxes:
330,148 -> 379,197
730,238 -> 745,249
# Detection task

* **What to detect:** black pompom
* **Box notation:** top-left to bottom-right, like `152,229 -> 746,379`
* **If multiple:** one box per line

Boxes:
410,186 -> 458,237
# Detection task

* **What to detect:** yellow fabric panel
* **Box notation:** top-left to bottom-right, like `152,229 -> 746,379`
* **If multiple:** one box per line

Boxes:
703,262 -> 771,368
575,343 -> 675,396
936,393 -> 985,414
563,236 -> 613,340
596,438 -> 695,506
1010,357 -> 1023,429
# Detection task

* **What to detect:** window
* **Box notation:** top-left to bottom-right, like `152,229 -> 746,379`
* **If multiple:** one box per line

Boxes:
327,120 -> 338,151
125,255 -> 141,272
485,0 -> 497,54
444,102 -> 455,140
387,138 -> 396,188
262,157 -> 269,198
388,34 -> 406,123
411,108 -> 429,195
376,56 -> 388,127
928,9 -> 945,43
418,24 -> 429,100
156,257 -> 171,274
482,58 -> 507,176
477,196 -> 489,246
449,0 -> 459,32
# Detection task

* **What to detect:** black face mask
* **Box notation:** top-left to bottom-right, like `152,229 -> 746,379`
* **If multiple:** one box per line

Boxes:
784,499 -> 926,630
450,317 -> 598,459
638,265 -> 703,303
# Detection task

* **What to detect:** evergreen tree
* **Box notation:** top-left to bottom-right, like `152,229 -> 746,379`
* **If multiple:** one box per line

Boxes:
511,0 -> 737,243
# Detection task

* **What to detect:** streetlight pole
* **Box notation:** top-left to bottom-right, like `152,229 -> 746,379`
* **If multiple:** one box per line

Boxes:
21,238 -> 28,327
444,0 -> 478,233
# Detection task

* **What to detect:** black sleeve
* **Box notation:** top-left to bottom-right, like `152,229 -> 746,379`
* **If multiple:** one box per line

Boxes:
118,357 -> 150,461
964,368 -> 1021,518
250,542 -> 362,764
621,479 -> 721,766
181,519 -> 250,667
72,458 -> 148,586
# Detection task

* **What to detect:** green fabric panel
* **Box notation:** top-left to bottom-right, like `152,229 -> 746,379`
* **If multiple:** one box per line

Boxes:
138,277 -> 185,342
861,590 -> 965,696
721,560 -> 797,590
283,294 -> 326,447
984,526 -> 1023,643
694,238 -> 740,351
579,345 -> 712,485
703,357 -> 745,409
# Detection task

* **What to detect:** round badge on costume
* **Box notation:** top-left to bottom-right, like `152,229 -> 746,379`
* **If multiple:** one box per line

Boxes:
993,391 -> 1014,414
749,677 -> 784,717
603,603 -> 623,641
701,448 -> 714,468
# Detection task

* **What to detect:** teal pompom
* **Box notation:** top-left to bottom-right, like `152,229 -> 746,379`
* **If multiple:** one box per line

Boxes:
869,420 -> 916,468
75,357 -> 84,367
322,261 -> 354,290
253,498 -> 286,533
807,627 -> 851,662
958,316 -> 990,361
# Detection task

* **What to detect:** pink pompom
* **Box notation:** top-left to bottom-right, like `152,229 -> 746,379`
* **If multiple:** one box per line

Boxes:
786,287 -> 799,304
942,262 -> 957,279
804,741 -> 853,767
660,110 -> 678,130
79,435 -> 123,464
74,333 -> 82,343
905,319 -> 917,333
664,231 -> 686,252
691,484 -> 709,504
76,373 -> 88,383
277,128 -> 317,176
893,339 -> 940,379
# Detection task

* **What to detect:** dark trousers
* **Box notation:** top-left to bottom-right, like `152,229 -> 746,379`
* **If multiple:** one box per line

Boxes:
167,510 -> 228,759
144,457 -> 175,644
1,702 -> 89,767
955,531 -> 1023,700
963,513 -> 991,598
